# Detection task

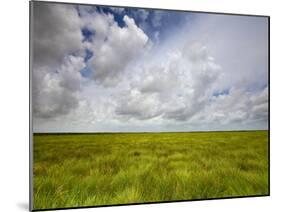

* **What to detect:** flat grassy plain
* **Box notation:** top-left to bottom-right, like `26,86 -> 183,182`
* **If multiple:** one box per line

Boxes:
33,131 -> 269,210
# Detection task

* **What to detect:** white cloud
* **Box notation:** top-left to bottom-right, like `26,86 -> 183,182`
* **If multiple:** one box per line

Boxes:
33,99 -> 95,132
112,42 -> 221,123
115,89 -> 162,120
204,86 -> 268,128
33,55 -> 85,119
32,2 -> 87,120
81,11 -> 149,86
33,2 -> 83,68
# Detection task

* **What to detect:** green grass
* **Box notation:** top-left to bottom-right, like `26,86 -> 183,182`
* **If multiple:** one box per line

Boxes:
33,130 -> 269,210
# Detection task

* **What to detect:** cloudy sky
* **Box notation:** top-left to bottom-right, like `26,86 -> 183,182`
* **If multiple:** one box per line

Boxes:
31,2 -> 269,133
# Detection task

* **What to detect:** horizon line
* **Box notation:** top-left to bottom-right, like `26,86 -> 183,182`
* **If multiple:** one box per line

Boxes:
33,129 -> 268,134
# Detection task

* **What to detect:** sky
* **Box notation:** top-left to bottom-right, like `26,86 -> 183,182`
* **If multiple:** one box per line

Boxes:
32,2 -> 269,133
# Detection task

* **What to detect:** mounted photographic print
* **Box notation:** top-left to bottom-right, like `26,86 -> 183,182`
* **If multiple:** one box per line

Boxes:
30,1 -> 269,211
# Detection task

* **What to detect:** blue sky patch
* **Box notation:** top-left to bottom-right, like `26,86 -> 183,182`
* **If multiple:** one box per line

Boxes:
81,27 -> 94,42
80,66 -> 93,78
213,88 -> 230,97
84,49 -> 93,62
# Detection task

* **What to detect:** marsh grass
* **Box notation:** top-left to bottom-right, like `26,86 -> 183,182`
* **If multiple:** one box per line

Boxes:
33,131 -> 268,209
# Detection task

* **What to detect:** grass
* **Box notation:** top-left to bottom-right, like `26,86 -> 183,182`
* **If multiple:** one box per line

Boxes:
33,130 -> 269,210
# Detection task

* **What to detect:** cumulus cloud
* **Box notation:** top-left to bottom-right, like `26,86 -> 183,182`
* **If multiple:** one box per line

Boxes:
113,42 -> 221,122
32,2 -> 83,67
32,2 -> 87,120
32,3 -> 150,122
33,55 -> 85,119
115,89 -> 162,120
199,86 -> 269,130
91,15 -> 149,86
80,10 -> 149,86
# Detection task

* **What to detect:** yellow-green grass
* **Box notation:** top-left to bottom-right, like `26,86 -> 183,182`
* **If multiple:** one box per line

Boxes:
33,131 -> 269,210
